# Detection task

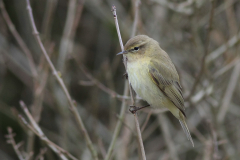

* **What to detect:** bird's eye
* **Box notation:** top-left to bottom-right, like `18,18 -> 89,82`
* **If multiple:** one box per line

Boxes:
134,47 -> 139,51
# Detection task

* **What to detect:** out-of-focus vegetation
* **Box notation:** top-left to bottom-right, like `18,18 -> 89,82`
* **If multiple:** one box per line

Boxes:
0,0 -> 240,159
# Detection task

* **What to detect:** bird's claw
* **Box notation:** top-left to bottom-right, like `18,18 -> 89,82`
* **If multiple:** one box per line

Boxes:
129,105 -> 138,114
123,73 -> 128,79
129,104 -> 150,114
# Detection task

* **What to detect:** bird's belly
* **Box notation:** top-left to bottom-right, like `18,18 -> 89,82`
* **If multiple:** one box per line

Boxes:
127,61 -> 166,108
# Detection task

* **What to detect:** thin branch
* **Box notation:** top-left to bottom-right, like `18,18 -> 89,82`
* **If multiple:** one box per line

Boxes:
158,114 -> 179,160
115,114 -> 137,137
5,127 -> 25,160
77,63 -> 142,101
105,5 -> 146,160
41,0 -> 58,39
131,0 -> 140,38
152,0 -> 195,15
98,139 -> 106,159
217,61 -> 240,123
0,0 -> 38,78
57,0 -> 77,70
24,1 -> 98,159
206,32 -> 240,63
186,0 -> 216,100
19,101 -> 77,160
213,58 -> 240,78
35,148 -> 47,160
141,110 -> 152,132
104,80 -> 129,160
134,114 -> 146,160
224,0 -> 238,36
78,63 -> 118,97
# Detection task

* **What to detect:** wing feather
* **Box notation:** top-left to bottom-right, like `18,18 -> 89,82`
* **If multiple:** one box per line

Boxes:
148,60 -> 185,114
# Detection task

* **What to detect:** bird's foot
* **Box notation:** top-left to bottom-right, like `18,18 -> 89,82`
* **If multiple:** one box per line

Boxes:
123,73 -> 128,79
129,104 -> 150,114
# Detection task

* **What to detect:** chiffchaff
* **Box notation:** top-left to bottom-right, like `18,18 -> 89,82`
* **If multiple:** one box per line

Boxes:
117,35 -> 194,147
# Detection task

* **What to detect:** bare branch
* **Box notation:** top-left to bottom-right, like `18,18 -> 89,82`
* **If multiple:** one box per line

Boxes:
206,32 -> 240,63
158,114 -> 179,160
6,127 -> 26,160
105,5 -> 146,160
217,62 -> 240,123
131,0 -> 140,38
24,1 -> 98,159
0,0 -> 38,78
19,101 -> 77,160
34,148 -> 47,160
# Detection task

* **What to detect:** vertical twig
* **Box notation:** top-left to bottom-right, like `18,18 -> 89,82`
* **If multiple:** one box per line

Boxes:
104,81 -> 129,160
57,0 -> 77,70
131,0 -> 140,38
105,5 -> 146,160
134,114 -> 146,160
158,115 -> 179,160
41,0 -> 58,39
24,1 -> 98,159
0,0 -> 38,78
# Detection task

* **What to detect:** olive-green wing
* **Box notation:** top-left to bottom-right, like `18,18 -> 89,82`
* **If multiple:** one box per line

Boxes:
148,60 -> 185,114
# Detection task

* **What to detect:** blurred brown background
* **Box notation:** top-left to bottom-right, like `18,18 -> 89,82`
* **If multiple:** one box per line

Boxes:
0,0 -> 240,159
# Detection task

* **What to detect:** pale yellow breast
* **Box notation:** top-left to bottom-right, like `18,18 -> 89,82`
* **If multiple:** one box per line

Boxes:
126,59 -> 166,108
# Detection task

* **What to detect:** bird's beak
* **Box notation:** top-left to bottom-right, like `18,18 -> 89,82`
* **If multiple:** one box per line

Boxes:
116,50 -> 127,55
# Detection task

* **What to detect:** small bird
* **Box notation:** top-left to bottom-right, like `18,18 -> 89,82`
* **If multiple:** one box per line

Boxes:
117,35 -> 194,147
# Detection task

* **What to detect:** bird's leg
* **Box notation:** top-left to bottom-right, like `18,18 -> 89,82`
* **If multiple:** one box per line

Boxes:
129,104 -> 150,114
123,72 -> 128,79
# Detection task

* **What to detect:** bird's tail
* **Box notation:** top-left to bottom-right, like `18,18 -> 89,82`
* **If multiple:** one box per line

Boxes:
179,114 -> 194,147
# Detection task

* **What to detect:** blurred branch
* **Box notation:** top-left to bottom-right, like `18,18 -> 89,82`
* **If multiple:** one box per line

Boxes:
19,101 -> 77,160
116,114 -> 137,137
190,58 -> 240,105
34,148 -> 47,160
58,0 -> 84,71
0,0 -> 38,78
199,0 -> 237,27
57,0 -> 77,70
158,114 -> 179,160
41,0 -> 58,40
77,63 -> 141,101
224,0 -> 238,36
152,0 -> 195,15
213,58 -> 240,78
141,110 -> 152,132
206,32 -> 240,63
104,80 -> 129,160
78,63 -> 118,97
69,0 -> 85,45
5,127 -> 26,160
134,113 -> 146,160
24,0 -> 98,159
186,0 -> 216,100
131,0 -> 140,38
98,139 -> 106,159
217,61 -> 240,123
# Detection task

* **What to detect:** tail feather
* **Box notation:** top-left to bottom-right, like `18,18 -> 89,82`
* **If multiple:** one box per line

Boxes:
179,119 -> 194,147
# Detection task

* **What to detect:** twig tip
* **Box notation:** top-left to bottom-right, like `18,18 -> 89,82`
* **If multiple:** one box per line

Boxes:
111,5 -> 116,17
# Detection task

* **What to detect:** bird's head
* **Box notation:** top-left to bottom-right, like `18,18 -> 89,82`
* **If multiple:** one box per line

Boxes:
117,35 -> 157,61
